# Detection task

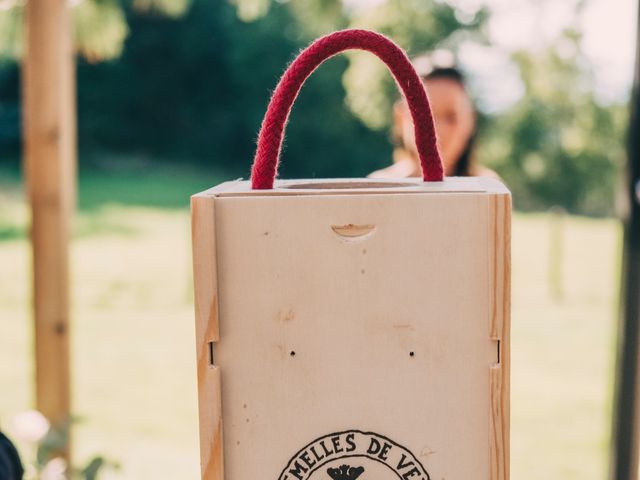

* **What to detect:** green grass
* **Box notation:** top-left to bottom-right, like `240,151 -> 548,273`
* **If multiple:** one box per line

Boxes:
0,164 -> 621,479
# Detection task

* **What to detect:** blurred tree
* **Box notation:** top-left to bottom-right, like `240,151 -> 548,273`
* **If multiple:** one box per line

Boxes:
232,0 -> 488,129
218,0 -> 487,174
74,0 -> 391,178
0,0 -> 191,157
343,0 -> 488,129
0,0 -> 628,215
0,0 -> 190,61
479,28 -> 627,216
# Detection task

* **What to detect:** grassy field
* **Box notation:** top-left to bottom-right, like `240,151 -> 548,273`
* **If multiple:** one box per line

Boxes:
0,163 -> 621,479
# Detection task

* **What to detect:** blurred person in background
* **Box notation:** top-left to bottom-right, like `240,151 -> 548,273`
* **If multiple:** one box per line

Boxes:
370,57 -> 497,179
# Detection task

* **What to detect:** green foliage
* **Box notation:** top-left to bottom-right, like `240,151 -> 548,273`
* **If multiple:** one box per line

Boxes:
132,0 -> 190,17
35,422 -> 69,469
79,457 -> 110,480
73,0 -> 129,61
74,0 -> 392,178
344,0 -> 488,129
0,6 -> 22,58
0,0 -> 191,61
286,0 -> 348,37
0,0 -> 630,215
480,29 -> 627,216
15,415 -> 119,479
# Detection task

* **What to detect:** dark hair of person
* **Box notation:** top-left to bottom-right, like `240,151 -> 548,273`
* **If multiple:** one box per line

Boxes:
421,67 -> 477,176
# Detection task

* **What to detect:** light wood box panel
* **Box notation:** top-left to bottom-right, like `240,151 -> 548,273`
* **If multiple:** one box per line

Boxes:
192,177 -> 510,480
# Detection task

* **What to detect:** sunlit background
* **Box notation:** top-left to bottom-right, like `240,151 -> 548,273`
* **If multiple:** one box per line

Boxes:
0,0 -> 637,478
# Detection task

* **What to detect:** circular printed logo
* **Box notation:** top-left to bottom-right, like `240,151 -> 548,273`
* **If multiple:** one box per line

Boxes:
278,430 -> 431,480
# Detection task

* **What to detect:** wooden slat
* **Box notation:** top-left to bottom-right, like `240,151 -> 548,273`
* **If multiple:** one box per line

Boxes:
210,192 -> 499,478
191,194 -> 224,479
198,366 -> 224,480
23,0 -> 75,454
489,193 -> 511,480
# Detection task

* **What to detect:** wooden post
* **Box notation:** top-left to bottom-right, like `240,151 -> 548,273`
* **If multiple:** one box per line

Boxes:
22,0 -> 76,458
548,206 -> 565,302
610,2 -> 640,479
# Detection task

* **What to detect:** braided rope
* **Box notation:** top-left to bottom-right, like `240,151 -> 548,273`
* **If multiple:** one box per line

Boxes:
250,29 -> 443,189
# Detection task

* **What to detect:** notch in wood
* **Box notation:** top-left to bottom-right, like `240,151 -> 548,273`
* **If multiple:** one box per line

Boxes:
208,341 -> 215,367
331,224 -> 376,239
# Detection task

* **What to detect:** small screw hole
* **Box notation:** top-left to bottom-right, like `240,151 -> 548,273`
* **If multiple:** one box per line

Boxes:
409,351 -> 415,357
290,351 -> 296,357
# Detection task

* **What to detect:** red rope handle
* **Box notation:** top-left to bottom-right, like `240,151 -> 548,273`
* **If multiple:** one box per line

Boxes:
250,29 -> 444,189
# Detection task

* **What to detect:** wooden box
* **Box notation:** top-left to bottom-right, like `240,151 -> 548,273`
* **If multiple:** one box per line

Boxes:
191,177 -> 510,480
191,30 -> 510,480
